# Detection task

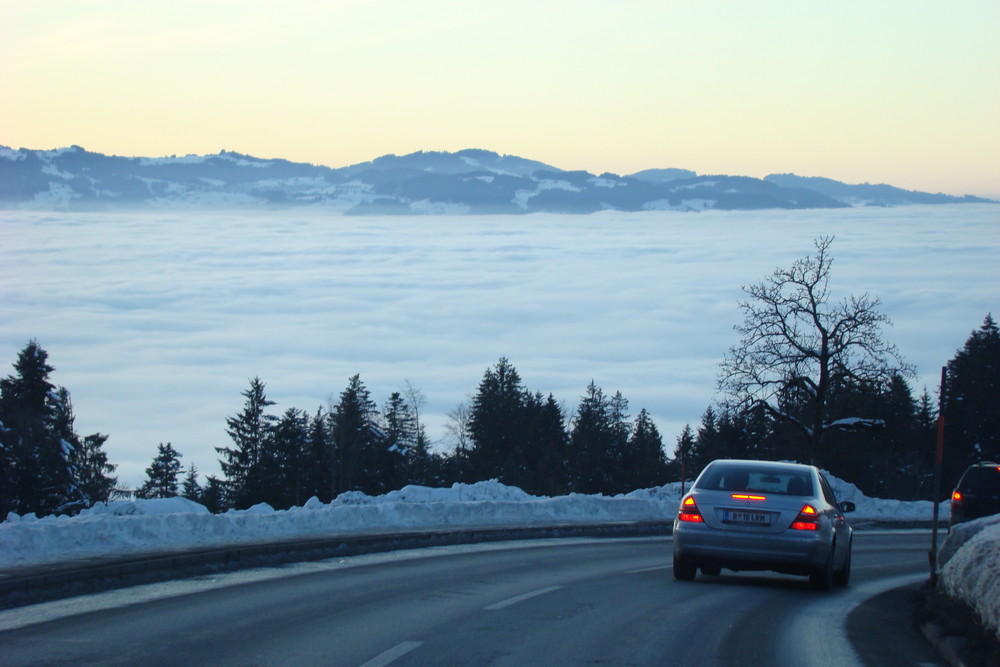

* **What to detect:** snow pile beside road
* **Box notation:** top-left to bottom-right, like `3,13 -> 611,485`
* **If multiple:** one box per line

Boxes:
0,481 -> 675,569
940,516 -> 1000,640
826,474 -> 936,521
0,476 -> 934,571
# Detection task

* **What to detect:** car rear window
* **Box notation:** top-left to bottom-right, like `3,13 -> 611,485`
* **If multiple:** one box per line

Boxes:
696,466 -> 814,496
959,466 -> 1000,492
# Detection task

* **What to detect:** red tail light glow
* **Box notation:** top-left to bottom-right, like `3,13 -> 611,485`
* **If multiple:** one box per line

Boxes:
791,504 -> 820,531
678,496 -> 704,523
951,491 -> 963,507
730,494 -> 766,501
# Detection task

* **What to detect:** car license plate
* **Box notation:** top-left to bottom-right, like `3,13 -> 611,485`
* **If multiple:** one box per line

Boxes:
722,509 -> 772,525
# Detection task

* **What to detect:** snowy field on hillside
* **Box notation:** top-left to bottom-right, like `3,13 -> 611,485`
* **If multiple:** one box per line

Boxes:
2,205 -> 998,486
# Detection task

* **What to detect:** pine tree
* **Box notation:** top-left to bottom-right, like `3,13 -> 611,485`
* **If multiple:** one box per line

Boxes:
569,381 -> 618,494
217,377 -> 277,509
693,407 -> 721,472
200,475 -> 226,513
521,392 -> 570,496
136,443 -> 183,499
330,374 -> 382,495
306,408 -> 332,501
270,407 -> 311,507
381,392 -> 416,492
71,432 -> 118,505
673,424 -> 696,493
467,358 -> 530,485
181,463 -> 202,502
0,341 -> 86,516
627,409 -> 668,490
943,314 -> 1000,486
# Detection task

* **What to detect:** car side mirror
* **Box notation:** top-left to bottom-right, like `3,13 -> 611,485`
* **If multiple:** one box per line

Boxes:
839,501 -> 856,513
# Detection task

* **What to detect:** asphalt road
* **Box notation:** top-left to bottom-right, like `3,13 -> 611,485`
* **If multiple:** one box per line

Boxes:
0,531 -> 945,666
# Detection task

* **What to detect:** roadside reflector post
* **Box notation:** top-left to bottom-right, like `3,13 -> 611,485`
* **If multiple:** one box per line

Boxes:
929,366 -> 946,588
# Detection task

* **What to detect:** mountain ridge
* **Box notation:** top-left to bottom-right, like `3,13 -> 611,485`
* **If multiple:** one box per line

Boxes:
1,145 -> 993,214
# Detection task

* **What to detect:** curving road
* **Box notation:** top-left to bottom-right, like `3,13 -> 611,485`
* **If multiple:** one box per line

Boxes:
0,531 -> 945,666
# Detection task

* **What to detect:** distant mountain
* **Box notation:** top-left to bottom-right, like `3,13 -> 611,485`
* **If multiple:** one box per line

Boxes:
0,145 -> 992,214
764,173 -> 991,207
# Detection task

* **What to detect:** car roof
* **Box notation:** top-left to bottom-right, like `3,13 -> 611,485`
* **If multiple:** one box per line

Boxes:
704,459 -> 817,473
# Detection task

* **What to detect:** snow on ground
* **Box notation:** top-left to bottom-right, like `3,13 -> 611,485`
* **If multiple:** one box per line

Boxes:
938,514 -> 1000,640
1,475 -> 995,638
1,474 -> 932,569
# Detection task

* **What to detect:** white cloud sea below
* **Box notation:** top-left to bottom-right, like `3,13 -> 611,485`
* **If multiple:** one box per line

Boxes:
1,204 -> 997,485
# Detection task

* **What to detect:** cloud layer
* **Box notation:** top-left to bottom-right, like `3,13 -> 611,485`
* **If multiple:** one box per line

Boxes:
2,205 -> 997,485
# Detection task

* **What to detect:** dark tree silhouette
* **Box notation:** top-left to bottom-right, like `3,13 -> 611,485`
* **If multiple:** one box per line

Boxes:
719,237 -> 911,463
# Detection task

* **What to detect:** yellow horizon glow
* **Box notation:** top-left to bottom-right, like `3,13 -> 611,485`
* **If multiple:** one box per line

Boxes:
2,1 -> 998,196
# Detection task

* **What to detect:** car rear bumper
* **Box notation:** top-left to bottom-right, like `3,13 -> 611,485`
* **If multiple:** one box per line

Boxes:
673,521 -> 831,573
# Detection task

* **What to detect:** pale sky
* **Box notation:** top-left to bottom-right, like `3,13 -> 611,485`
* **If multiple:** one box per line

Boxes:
2,1 -> 999,196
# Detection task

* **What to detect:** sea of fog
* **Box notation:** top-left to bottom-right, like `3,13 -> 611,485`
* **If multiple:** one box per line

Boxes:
2,205 -> 997,486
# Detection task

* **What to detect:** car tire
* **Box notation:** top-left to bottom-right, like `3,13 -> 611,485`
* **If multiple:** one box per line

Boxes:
673,555 -> 697,581
810,547 -> 834,591
833,540 -> 852,587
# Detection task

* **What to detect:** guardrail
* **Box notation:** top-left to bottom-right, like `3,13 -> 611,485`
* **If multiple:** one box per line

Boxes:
0,521 -> 673,610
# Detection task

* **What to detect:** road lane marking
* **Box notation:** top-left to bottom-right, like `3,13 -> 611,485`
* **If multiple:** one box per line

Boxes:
625,565 -> 671,574
485,585 -> 562,610
359,640 -> 424,667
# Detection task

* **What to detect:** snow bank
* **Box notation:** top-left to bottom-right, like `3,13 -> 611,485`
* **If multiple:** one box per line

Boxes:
0,481 -> 677,569
939,516 -> 1000,640
826,474 -> 936,521
2,475 -> 995,638
0,476 -> 935,571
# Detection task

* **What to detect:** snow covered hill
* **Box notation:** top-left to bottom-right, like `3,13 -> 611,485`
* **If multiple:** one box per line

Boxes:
2,145 -> 991,213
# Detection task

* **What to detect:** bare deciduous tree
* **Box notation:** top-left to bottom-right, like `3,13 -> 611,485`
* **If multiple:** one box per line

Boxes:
719,237 -> 912,463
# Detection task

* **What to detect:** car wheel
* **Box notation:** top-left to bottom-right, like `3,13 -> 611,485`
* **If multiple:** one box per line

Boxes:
700,565 -> 721,577
673,555 -> 697,581
833,540 -> 852,587
810,547 -> 834,591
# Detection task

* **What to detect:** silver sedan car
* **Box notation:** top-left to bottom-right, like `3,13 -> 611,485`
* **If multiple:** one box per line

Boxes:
672,459 -> 855,591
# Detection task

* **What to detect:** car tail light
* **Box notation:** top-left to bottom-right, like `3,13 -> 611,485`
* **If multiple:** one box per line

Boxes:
678,496 -> 704,523
951,491 -> 963,508
730,494 -> 766,501
791,504 -> 820,531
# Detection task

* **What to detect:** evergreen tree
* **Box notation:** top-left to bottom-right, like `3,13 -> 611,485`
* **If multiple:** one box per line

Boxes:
270,407 -> 312,508
569,381 -> 618,494
942,314 -> 1000,486
181,463 -> 202,502
626,409 -> 668,490
305,408 -> 332,501
71,432 -> 118,505
607,391 -> 632,492
673,424 -> 696,492
48,387 -> 92,512
381,392 -> 416,491
692,407 -> 721,472
521,392 -> 570,496
200,475 -> 226,513
136,443 -> 183,499
466,358 -> 530,485
216,377 -> 277,509
0,341 -> 86,516
330,374 -> 382,495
